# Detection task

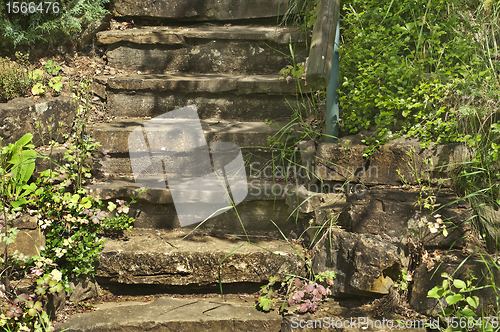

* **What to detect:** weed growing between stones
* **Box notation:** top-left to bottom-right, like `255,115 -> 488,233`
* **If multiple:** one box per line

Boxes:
0,80 -> 141,330
426,271 -> 489,332
398,149 -> 450,256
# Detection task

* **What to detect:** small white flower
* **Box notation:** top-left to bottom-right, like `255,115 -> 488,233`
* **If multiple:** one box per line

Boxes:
50,269 -> 63,282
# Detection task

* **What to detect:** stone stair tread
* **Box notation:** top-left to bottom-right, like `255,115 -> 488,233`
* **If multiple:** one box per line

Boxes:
96,73 -> 308,94
89,118 -> 280,153
87,177 -> 286,203
55,296 -> 282,332
99,73 -> 307,120
97,25 -> 308,45
95,229 -> 304,286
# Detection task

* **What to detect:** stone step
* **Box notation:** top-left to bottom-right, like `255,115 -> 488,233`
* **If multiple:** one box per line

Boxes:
55,296 -> 282,332
95,229 -> 305,288
97,25 -> 309,75
90,119 -> 281,154
98,149 -> 274,179
89,118 -> 287,178
95,74 -> 309,121
54,296 -> 427,332
110,0 -> 291,21
87,177 -> 299,233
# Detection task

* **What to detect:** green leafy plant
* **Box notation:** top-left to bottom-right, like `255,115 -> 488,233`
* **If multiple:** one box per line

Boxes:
29,61 -> 64,96
0,291 -> 55,332
0,133 -> 38,211
426,272 -> 495,332
339,0 -> 500,167
393,269 -> 411,291
0,73 -> 140,331
44,61 -> 60,75
0,55 -> 65,99
0,223 -> 59,332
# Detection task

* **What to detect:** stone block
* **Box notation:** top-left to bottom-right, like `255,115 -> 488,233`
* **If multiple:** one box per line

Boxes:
96,230 -> 305,286
410,254 -> 500,317
110,0 -> 290,20
475,205 -> 500,252
2,214 -> 44,257
69,277 -> 101,303
105,90 -> 299,121
0,96 -> 74,147
312,228 -> 409,296
341,188 -> 474,249
99,27 -> 308,75
55,297 -> 282,332
315,137 -> 468,186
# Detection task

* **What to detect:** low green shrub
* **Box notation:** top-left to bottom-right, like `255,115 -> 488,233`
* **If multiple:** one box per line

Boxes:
0,0 -> 109,48
0,53 -> 32,102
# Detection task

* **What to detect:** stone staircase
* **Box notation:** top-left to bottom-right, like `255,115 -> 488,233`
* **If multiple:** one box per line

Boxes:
52,0 -> 483,331
56,1 -> 319,330
87,15 -> 311,234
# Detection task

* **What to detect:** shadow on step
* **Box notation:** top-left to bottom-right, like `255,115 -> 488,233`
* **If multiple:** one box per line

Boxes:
96,280 -> 265,296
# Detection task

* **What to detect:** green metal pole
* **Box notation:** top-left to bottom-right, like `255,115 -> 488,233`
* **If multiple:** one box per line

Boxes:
325,17 -> 340,143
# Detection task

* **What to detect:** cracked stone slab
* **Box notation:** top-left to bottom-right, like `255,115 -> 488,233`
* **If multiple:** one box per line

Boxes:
96,229 -> 305,286
97,74 -> 307,94
55,297 -> 282,332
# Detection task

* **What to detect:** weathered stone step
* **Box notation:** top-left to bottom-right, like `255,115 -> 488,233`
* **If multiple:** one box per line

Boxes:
96,229 -> 305,287
90,119 -> 279,154
110,0 -> 291,21
87,178 -> 298,233
54,296 -> 427,332
97,25 -> 309,75
98,149 -> 274,179
89,118 -> 284,177
95,74 -> 308,121
55,296 -> 282,332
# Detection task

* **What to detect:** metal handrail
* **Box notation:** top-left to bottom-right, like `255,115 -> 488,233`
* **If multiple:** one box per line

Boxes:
305,0 -> 340,142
